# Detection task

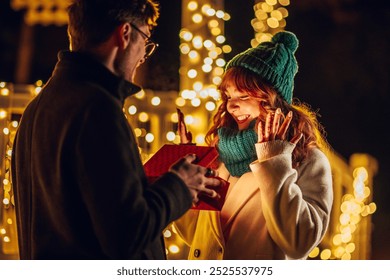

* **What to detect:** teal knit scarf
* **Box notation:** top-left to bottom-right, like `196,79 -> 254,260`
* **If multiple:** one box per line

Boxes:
217,121 -> 258,177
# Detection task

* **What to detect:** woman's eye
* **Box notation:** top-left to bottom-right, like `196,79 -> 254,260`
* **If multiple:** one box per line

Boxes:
239,95 -> 249,100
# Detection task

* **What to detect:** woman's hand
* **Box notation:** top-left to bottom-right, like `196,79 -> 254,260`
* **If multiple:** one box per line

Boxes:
257,108 -> 302,144
177,108 -> 193,144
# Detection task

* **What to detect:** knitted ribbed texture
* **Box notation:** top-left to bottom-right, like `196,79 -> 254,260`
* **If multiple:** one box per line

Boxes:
225,31 -> 299,104
217,122 -> 258,177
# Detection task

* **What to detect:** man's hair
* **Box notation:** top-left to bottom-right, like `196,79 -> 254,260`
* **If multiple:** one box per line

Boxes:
67,0 -> 159,51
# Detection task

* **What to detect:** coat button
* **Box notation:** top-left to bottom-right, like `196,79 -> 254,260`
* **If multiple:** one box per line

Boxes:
194,249 -> 201,258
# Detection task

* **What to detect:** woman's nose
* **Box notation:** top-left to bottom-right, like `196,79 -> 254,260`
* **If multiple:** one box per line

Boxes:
228,98 -> 240,109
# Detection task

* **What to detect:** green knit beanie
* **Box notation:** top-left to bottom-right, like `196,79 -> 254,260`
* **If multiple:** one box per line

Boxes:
225,31 -> 299,104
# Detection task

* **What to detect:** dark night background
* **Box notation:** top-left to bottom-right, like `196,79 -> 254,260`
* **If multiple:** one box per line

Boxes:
1,0 -> 389,259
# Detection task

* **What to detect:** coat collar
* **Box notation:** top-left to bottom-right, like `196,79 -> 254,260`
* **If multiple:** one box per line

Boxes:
53,51 -> 142,103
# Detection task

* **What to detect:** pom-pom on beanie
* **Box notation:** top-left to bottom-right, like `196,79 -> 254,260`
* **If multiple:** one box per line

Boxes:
225,31 -> 299,104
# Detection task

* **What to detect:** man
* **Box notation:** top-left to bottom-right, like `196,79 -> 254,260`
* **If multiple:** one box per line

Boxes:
11,0 -> 220,260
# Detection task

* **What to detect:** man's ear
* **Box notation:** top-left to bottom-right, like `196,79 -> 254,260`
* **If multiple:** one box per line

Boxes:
116,22 -> 131,49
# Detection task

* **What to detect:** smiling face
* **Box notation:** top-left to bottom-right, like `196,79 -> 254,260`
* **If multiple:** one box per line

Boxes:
225,85 -> 262,130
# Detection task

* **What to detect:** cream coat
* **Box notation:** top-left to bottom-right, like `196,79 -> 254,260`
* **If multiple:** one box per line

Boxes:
174,140 -> 333,260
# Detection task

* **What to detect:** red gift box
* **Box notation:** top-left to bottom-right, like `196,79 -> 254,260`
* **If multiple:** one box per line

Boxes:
144,144 -> 229,211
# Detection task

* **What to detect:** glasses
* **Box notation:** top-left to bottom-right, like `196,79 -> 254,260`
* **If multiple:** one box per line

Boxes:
130,23 -> 159,60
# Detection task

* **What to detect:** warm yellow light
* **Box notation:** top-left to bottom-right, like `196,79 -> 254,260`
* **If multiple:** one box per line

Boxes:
163,229 -> 172,238
210,27 -> 221,36
216,58 -> 226,67
202,64 -> 212,73
3,179 -> 9,185
6,218 -> 12,225
188,50 -> 199,61
215,10 -> 225,19
192,13 -> 203,24
180,43 -> 190,54
279,0 -> 291,6
267,17 -> 279,28
192,36 -> 203,49
187,69 -> 198,78
3,198 -> 9,205
308,247 -> 319,258
145,133 -> 154,143
1,88 -> 9,96
128,105 -> 137,115
35,80 -> 43,87
3,128 -> 10,135
368,202 -> 377,214
0,82 -> 6,88
266,0 -> 278,5
3,236 -> 10,243
346,243 -> 356,253
222,13 -> 231,21
151,96 -> 161,106
208,19 -> 219,28
135,90 -> 145,99
0,228 -> 6,234
203,40 -> 213,49
138,112 -> 149,122
171,113 -> 178,123
332,234 -> 342,246
222,45 -> 232,53
205,8 -> 216,17
278,7 -> 289,17
271,10 -> 283,21
6,149 -> 12,157
11,120 -> 18,127
320,249 -> 331,260
204,57 -> 213,65
195,134 -> 205,144
201,4 -> 211,14
212,76 -> 222,85
169,245 -> 180,254
334,246 -> 345,258
175,97 -> 186,107
339,213 -> 350,225
0,110 -> 7,119
261,3 -> 273,13
341,252 -> 351,260
208,50 -> 218,59
166,131 -> 176,142
216,35 -> 226,44
181,90 -> 196,99
191,98 -> 201,107
255,9 -> 268,21
187,1 -> 198,11
184,115 -> 194,125
193,81 -> 203,91
134,128 -> 142,137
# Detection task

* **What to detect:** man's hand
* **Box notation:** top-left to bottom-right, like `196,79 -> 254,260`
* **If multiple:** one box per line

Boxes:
169,154 -> 220,203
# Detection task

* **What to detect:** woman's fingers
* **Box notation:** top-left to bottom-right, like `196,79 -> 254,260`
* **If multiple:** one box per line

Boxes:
177,108 -> 191,144
277,111 -> 293,140
257,121 -> 264,143
290,132 -> 303,145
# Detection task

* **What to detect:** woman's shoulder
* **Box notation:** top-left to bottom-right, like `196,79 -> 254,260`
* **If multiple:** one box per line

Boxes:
299,147 -> 332,174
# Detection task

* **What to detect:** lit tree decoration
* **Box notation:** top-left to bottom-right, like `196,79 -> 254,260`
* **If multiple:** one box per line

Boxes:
251,0 -> 290,46
11,0 -> 71,26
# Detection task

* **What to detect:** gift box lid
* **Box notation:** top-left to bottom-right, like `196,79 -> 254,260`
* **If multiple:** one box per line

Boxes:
144,144 -> 228,211
144,144 -> 219,177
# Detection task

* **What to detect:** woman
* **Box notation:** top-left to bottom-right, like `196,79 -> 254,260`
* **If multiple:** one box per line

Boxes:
175,31 -> 333,260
